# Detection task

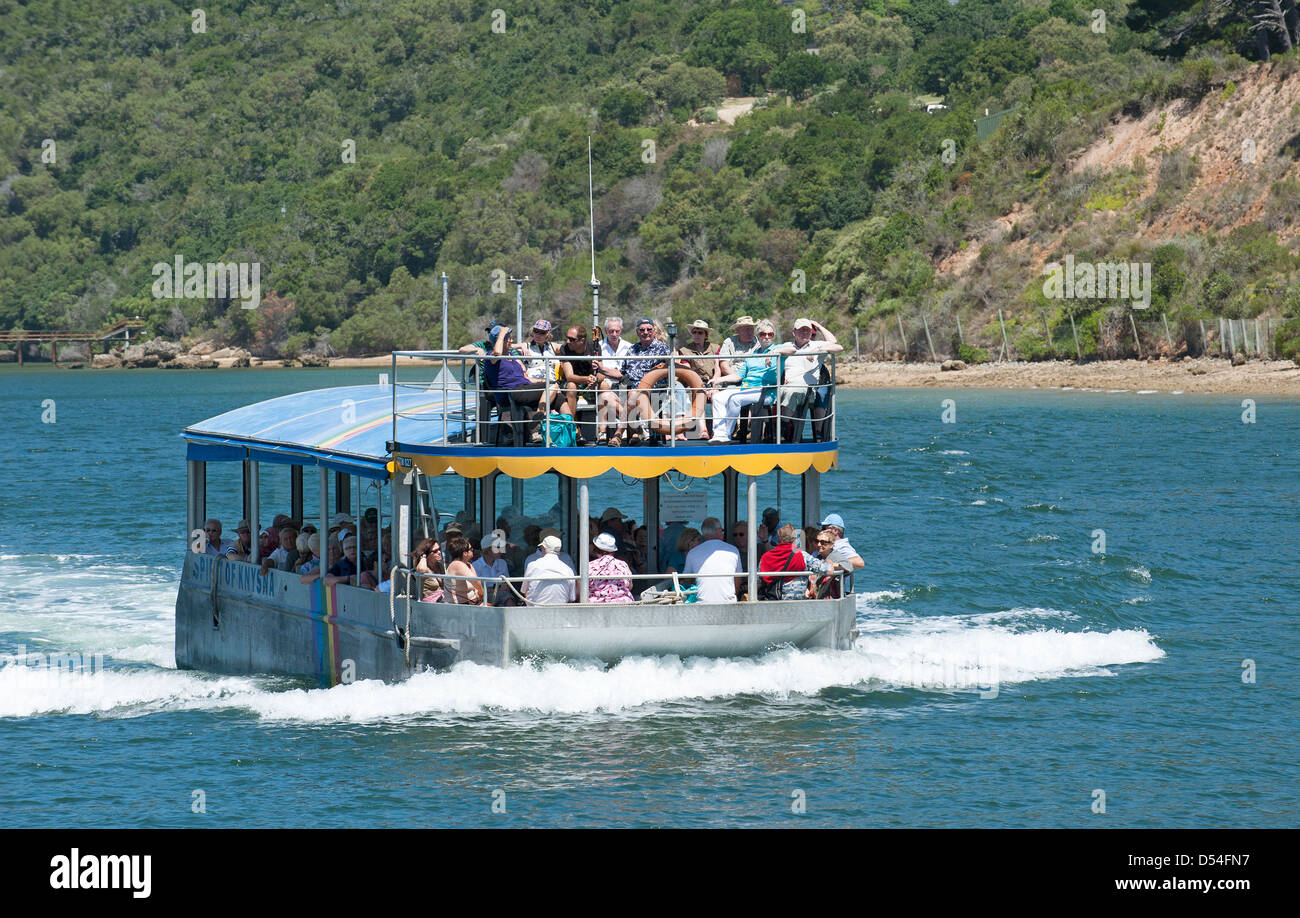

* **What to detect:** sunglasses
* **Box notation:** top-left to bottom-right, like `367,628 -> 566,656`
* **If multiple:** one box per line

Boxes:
758,332 -> 775,338
816,538 -> 833,545
567,335 -> 585,342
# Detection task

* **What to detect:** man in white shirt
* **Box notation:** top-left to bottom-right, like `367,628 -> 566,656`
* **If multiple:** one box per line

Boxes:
595,317 -> 633,443
200,519 -> 232,555
682,517 -> 742,604
523,527 -> 574,570
716,315 -> 760,380
473,531 -> 512,605
522,534 -> 576,605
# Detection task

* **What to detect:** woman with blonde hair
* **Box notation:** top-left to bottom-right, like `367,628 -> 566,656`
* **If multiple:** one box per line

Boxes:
708,319 -> 778,443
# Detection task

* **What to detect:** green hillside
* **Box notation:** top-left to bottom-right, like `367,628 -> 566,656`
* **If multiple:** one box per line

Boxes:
2,0 -> 1298,359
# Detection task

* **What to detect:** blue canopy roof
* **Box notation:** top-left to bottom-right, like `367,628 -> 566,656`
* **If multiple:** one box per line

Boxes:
182,384 -> 471,479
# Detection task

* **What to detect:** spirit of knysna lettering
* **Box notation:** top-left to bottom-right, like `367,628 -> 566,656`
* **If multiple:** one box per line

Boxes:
151,254 -> 261,309
223,561 -> 277,596
1042,254 -> 1152,309
49,849 -> 151,899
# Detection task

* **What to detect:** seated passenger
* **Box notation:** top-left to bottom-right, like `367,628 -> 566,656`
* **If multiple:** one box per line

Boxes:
708,320 -> 778,443
297,533 -> 321,577
201,519 -> 231,555
410,538 -> 445,601
260,525 -> 300,575
819,513 -> 864,570
808,529 -> 845,599
772,318 -> 842,441
524,527 -> 573,569
619,318 -> 671,445
490,324 -> 550,445
473,531 -> 512,605
758,524 -> 842,601
557,326 -> 596,445
224,520 -> 254,561
445,536 -> 483,605
682,518 -> 742,604
588,532 -> 633,604
323,535 -> 359,586
594,317 -> 632,445
299,535 -> 337,584
522,534 -> 576,605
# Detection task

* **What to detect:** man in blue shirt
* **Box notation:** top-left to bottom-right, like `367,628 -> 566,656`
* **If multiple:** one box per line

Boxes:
620,317 -> 670,444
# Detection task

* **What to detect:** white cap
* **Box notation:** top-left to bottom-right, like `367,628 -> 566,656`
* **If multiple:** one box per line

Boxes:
481,531 -> 507,552
539,534 -> 562,553
793,318 -> 814,331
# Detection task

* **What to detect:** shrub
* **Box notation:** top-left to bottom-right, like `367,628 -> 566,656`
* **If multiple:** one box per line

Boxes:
957,343 -> 989,364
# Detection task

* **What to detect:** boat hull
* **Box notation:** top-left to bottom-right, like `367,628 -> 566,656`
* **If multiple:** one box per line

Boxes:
175,554 -> 857,684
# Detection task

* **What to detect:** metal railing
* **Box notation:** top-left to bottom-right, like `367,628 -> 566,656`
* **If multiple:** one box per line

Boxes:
390,348 -> 839,447
395,565 -> 850,606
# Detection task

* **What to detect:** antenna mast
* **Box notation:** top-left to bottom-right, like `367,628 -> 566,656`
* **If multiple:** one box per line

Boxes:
587,136 -> 600,353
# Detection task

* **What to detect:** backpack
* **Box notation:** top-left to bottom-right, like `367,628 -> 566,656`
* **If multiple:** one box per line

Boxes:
758,549 -> 797,601
543,411 -> 576,447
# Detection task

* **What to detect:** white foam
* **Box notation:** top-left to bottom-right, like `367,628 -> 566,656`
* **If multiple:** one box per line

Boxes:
858,589 -> 905,603
1137,389 -> 1158,395
938,450 -> 969,455
1126,565 -> 1152,584
0,664 -> 260,718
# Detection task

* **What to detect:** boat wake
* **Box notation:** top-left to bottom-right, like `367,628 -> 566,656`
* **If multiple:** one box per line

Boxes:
1,582 -> 1164,721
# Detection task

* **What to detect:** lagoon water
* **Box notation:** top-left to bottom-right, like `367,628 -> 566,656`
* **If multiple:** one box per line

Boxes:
0,367 -> 1296,827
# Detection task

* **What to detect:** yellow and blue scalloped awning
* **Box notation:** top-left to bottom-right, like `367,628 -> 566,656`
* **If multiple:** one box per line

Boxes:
397,443 -> 837,480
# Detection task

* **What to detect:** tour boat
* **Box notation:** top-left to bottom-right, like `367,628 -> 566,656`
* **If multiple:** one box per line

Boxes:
175,351 -> 855,684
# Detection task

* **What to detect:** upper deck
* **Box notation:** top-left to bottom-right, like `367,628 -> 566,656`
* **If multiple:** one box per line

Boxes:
181,349 -> 840,482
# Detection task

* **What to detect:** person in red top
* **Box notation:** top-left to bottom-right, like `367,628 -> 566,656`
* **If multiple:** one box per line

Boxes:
758,523 -> 841,601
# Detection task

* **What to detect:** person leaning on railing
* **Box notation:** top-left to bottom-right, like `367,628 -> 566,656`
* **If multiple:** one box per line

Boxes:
759,524 -> 848,601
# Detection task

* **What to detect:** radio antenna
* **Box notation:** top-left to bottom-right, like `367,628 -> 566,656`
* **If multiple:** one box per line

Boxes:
587,136 -> 600,350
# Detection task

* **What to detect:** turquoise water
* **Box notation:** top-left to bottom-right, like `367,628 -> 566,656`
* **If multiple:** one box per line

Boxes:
0,367 -> 1296,827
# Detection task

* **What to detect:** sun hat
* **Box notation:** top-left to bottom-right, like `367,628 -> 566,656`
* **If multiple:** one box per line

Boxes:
732,315 -> 756,328
235,520 -> 251,532
330,512 -> 354,527
539,534 -> 562,553
820,513 -> 845,530
690,319 -> 710,330
599,507 -> 625,523
593,532 -> 618,553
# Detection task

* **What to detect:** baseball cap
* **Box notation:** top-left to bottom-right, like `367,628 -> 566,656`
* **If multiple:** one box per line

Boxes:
481,533 -> 507,552
793,318 -> 814,331
539,534 -> 562,553
821,513 -> 845,529
635,317 -> 655,328
532,319 -> 552,332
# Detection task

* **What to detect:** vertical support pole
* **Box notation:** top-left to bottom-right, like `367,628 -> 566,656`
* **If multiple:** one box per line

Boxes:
854,328 -> 860,359
1228,318 -> 1236,355
1069,312 -> 1081,360
440,272 -> 449,352
464,477 -> 476,521
1199,320 -> 1207,356
186,460 -> 205,542
1130,312 -> 1142,360
746,475 -> 758,602
801,470 -> 820,531
510,478 -> 524,516
998,309 -> 1010,362
896,313 -> 908,359
480,471 -> 497,534
335,471 -> 350,514
923,313 -> 938,362
248,460 -> 260,564
644,474 -> 660,577
578,478 -> 590,603
1162,313 -> 1173,350
51,341 -> 57,365
319,468 -> 329,607
242,460 -> 254,534
723,468 -> 738,545
393,468 -> 412,579
291,465 -> 304,526
956,314 -> 965,346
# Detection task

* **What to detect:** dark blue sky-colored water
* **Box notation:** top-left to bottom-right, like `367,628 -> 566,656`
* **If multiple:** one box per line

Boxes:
0,367 -> 1295,827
